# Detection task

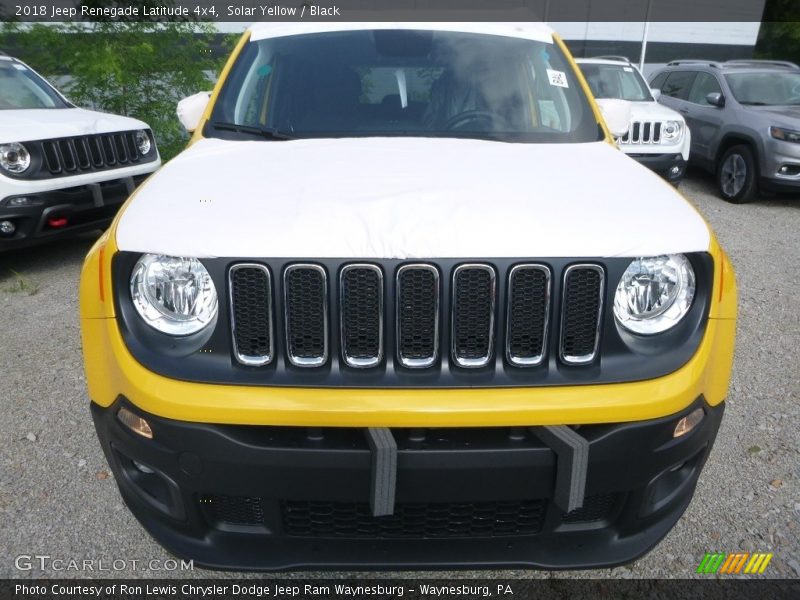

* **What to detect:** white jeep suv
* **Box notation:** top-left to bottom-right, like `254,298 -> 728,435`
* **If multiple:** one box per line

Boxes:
577,56 -> 691,185
0,52 -> 161,251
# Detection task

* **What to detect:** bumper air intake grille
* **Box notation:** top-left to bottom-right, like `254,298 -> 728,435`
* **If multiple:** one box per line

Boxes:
201,494 -> 264,526
282,499 -> 546,539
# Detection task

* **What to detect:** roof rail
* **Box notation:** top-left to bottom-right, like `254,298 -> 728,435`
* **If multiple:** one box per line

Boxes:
591,55 -> 631,64
725,59 -> 799,69
666,59 -> 722,68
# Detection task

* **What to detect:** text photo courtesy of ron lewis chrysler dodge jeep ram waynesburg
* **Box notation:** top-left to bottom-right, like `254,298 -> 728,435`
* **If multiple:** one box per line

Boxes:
78,23 -> 737,571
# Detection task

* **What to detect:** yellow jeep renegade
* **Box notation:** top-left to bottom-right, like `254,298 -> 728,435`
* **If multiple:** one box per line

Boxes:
80,23 -> 737,570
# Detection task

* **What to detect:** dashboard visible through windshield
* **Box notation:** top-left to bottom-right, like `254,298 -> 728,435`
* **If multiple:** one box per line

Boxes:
208,29 -> 601,143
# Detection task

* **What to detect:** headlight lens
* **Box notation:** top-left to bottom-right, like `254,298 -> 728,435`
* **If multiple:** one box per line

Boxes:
661,120 -> 682,143
130,254 -> 217,335
770,126 -> 800,143
0,142 -> 31,173
135,130 -> 152,155
613,254 -> 695,335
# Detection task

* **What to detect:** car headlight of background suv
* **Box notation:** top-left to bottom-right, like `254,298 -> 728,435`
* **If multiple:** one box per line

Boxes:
769,126 -> 800,143
613,254 -> 696,335
660,120 -> 683,143
135,130 -> 153,155
0,142 -> 31,174
130,254 -> 218,335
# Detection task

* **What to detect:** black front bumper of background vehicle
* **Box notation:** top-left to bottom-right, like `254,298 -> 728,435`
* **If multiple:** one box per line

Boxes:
628,153 -> 686,184
0,175 -> 147,251
91,395 -> 724,571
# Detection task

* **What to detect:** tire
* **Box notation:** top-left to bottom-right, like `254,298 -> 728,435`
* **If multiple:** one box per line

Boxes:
717,144 -> 758,204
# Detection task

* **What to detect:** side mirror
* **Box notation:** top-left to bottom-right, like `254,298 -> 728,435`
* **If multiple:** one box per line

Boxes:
596,98 -> 632,138
177,91 -> 212,132
706,92 -> 725,108
650,88 -> 662,101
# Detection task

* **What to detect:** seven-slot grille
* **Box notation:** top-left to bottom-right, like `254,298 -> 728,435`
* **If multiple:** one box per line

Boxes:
35,131 -> 152,176
618,121 -> 662,144
228,262 -> 605,370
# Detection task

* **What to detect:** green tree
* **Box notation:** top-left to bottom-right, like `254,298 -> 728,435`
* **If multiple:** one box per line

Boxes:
755,1 -> 800,65
1,6 -> 236,160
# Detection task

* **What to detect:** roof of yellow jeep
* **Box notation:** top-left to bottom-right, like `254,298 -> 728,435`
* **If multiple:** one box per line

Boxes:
248,22 -> 555,44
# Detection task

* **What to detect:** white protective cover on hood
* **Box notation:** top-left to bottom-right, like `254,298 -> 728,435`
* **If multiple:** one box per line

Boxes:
0,108 -> 149,144
115,137 -> 710,259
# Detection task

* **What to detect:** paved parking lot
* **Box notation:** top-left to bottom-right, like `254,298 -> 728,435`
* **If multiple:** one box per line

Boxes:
1,170 -> 798,579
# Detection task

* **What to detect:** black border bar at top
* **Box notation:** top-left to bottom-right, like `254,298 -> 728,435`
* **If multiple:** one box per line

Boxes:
0,0 -> 775,23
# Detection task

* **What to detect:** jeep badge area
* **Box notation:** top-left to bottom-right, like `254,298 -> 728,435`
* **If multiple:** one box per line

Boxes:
650,59 -> 800,203
80,24 -> 737,571
0,52 -> 160,250
577,56 -> 690,185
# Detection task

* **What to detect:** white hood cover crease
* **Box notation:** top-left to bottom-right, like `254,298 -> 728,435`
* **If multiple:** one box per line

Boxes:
115,137 -> 710,259
0,108 -> 148,144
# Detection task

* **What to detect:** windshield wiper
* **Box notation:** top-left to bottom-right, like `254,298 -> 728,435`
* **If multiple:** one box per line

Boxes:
211,121 -> 294,140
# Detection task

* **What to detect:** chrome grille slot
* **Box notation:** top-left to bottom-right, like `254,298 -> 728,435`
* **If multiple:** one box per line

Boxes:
284,264 -> 328,367
619,121 -> 663,145
506,264 -> 550,366
229,264 -> 273,366
559,265 -> 604,365
451,264 -> 496,368
396,264 -> 439,368
340,264 -> 383,368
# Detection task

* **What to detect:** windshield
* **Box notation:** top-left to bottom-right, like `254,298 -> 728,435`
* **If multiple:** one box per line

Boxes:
209,29 -> 600,143
725,71 -> 800,106
579,63 -> 652,101
0,60 -> 69,110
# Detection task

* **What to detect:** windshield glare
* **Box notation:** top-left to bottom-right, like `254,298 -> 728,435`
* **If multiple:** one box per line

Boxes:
580,63 -> 652,102
0,60 -> 68,110
725,72 -> 800,106
209,29 -> 600,143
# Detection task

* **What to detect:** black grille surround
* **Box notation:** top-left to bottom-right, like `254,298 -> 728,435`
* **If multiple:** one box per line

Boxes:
113,253 -> 714,388
5,131 -> 158,180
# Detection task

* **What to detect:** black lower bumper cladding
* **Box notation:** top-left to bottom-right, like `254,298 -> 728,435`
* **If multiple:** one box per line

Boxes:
91,396 -> 724,571
0,175 -> 147,251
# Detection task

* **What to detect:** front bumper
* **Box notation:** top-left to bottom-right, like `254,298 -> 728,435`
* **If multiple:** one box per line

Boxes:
625,152 -> 686,184
92,395 -> 723,571
0,174 -> 149,251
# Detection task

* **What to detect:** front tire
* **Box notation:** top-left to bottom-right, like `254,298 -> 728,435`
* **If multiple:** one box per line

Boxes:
717,145 -> 757,204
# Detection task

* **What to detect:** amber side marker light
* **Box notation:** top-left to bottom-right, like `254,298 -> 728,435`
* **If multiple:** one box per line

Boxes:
118,407 -> 153,439
674,408 -> 704,438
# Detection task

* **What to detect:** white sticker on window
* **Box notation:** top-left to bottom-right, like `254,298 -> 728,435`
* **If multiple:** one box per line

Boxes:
547,69 -> 568,88
623,67 -> 633,72
12,64 -> 27,71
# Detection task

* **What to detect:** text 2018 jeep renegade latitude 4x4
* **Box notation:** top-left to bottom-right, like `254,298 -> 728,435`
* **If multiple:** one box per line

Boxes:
80,23 -> 737,571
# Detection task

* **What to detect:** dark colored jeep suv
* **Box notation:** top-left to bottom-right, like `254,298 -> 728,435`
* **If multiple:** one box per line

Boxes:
650,60 -> 800,203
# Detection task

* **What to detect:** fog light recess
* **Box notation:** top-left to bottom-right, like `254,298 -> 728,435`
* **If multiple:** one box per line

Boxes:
673,408 -> 704,438
117,407 -> 153,439
0,220 -> 16,235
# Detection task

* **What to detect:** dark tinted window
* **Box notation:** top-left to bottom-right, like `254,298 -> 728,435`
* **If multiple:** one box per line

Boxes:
688,72 -> 723,105
649,72 -> 668,90
209,29 -> 601,143
661,71 -> 698,100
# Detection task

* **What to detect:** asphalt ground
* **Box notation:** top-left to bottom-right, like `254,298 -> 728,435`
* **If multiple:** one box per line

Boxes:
1,169 -> 798,579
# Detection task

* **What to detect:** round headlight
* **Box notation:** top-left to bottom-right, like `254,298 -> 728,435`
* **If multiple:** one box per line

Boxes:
661,120 -> 682,142
613,254 -> 695,335
135,130 -> 152,155
130,254 -> 217,336
0,142 -> 31,174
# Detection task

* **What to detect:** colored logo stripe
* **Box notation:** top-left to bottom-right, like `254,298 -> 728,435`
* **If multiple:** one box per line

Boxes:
697,552 -> 773,574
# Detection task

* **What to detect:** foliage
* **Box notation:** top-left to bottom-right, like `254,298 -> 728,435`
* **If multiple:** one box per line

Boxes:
755,1 -> 800,65
0,6 -> 237,160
